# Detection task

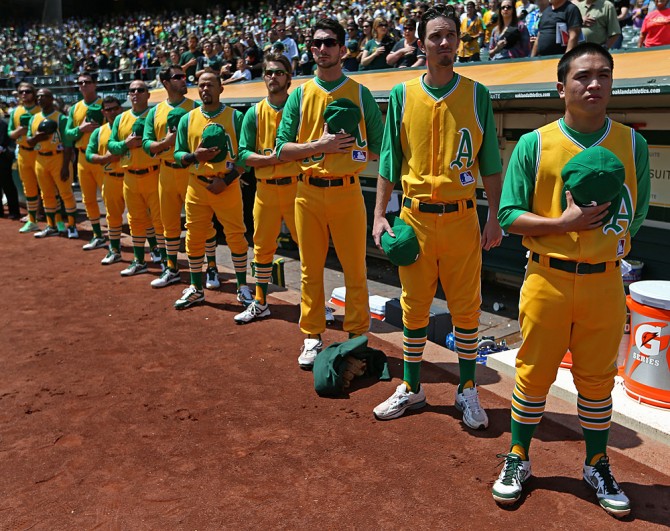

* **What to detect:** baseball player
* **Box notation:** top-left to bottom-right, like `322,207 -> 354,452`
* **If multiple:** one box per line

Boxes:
27,88 -> 78,239
85,96 -> 127,265
143,65 -> 200,289
275,18 -> 384,368
7,82 -> 41,233
172,70 -> 251,310
234,53 -> 301,324
492,43 -> 650,517
108,80 -> 165,277
372,4 -> 503,425
64,72 -> 106,251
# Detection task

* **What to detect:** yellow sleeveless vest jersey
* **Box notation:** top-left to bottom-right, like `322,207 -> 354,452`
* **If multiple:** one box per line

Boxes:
72,97 -> 104,149
13,105 -> 39,148
117,109 -> 154,170
152,98 -> 198,161
30,110 -> 64,153
183,105 -> 239,175
524,119 -> 638,262
297,77 -> 368,178
254,99 -> 302,180
400,75 -> 483,202
97,124 -> 121,174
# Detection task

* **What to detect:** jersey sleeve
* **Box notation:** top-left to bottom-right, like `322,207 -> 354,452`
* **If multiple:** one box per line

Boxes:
64,104 -> 83,145
107,114 -> 128,155
7,108 -> 17,134
85,128 -> 100,163
362,85 -> 383,155
378,83 -> 405,184
497,131 -> 539,231
475,82 -> 502,177
238,105 -> 257,167
58,114 -> 71,147
142,106 -> 158,156
275,86 -> 302,158
630,131 -> 650,238
173,112 -> 191,166
233,109 -> 245,168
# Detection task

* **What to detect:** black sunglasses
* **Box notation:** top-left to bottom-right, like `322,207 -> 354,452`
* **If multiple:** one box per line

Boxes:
501,5 -> 514,9
312,38 -> 339,48
264,69 -> 287,77
77,80 -> 94,85
170,73 -> 187,80
18,89 -> 34,94
129,87 -> 147,93
103,105 -> 120,112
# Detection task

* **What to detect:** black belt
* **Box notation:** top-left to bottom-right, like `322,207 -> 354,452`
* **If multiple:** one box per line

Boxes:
38,151 -> 54,157
298,175 -> 355,187
78,148 -> 87,153
108,172 -> 124,177
20,146 -> 34,151
127,165 -> 159,175
531,252 -> 619,275
197,175 -> 215,185
163,160 -> 180,168
263,176 -> 294,186
403,197 -> 474,214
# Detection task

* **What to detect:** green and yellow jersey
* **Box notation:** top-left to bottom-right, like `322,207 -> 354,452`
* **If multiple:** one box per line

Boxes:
28,110 -> 69,154
498,118 -> 651,262
8,105 -> 40,148
238,98 -> 302,180
64,97 -> 104,150
86,123 -> 121,174
173,103 -> 244,175
108,108 -> 155,170
142,97 -> 200,161
379,74 -> 501,203
275,75 -> 383,178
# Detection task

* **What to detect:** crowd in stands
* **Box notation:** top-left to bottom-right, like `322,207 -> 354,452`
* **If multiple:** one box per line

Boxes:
1,0 -> 668,92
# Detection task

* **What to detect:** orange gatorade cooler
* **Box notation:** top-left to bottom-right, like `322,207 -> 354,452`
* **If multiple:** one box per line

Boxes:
623,281 -> 670,409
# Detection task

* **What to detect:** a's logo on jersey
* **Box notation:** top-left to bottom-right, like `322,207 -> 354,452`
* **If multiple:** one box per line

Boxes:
617,238 -> 625,257
352,150 -> 367,162
449,128 -> 475,170
459,170 -> 475,186
603,184 -> 634,236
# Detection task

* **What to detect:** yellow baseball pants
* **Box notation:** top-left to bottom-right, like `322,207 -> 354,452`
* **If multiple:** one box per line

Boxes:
77,155 -> 103,222
516,258 -> 625,399
294,177 -> 369,337
159,162 -> 189,241
17,147 -> 39,210
102,173 -> 125,233
35,154 -> 76,216
123,170 -> 163,238
253,179 -> 298,264
399,200 -> 482,331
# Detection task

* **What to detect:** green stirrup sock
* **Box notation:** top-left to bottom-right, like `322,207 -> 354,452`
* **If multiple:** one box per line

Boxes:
91,222 -> 103,238
403,326 -> 427,393
190,272 -> 203,290
510,419 -> 537,459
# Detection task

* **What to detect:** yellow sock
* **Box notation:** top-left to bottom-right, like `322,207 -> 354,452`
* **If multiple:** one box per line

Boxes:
67,215 -> 76,226
589,452 -> 605,466
462,379 -> 474,390
511,444 -> 527,460
255,285 -> 266,305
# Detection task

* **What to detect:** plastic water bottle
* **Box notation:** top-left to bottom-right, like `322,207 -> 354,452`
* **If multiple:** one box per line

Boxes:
445,332 -> 455,351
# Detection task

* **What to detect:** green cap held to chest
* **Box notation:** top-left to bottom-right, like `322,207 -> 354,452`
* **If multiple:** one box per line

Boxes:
324,98 -> 362,136
200,123 -> 228,163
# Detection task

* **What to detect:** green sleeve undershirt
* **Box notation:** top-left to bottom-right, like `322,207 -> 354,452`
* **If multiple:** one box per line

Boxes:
107,114 -> 128,155
498,119 -> 651,237
274,85 -> 303,159
173,113 -> 190,166
85,127 -> 100,163
58,114 -> 71,147
7,108 -> 17,134
379,74 -> 501,183
142,106 -> 158,156
238,105 -> 258,167
64,104 -> 83,145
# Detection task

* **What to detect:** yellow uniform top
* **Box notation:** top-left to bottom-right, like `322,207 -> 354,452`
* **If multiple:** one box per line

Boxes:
29,109 -> 66,155
174,104 -> 241,176
10,105 -> 40,148
108,108 -> 155,170
297,77 -> 369,178
143,97 -> 199,162
98,124 -> 122,174
399,76 -> 484,202
526,119 -> 638,262
66,97 -> 104,150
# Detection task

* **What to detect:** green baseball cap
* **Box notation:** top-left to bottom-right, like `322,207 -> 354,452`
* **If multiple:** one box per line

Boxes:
200,123 -> 228,163
37,118 -> 58,135
324,98 -> 361,136
166,107 -> 188,132
86,103 -> 104,125
131,117 -> 146,136
561,146 -> 625,224
381,217 -> 420,267
19,113 -> 32,127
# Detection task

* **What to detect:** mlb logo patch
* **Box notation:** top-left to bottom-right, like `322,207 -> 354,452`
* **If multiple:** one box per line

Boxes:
459,170 -> 475,186
352,150 -> 367,162
226,161 -> 235,170
617,238 -> 625,257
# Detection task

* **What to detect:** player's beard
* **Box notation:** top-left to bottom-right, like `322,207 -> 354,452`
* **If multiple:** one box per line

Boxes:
200,92 -> 213,104
316,54 -> 340,70
268,80 -> 288,94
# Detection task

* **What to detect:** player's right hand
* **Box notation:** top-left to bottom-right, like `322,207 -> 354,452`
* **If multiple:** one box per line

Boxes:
162,131 -> 176,148
194,143 -> 220,162
318,124 -> 355,154
79,120 -> 100,134
125,134 -> 142,149
560,190 -> 610,232
372,215 -> 394,250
